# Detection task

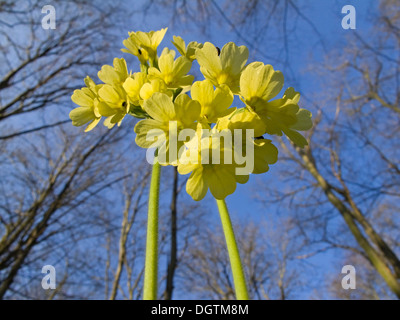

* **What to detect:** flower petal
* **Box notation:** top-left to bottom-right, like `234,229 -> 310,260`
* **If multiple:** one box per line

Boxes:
98,65 -> 120,85
186,167 -> 208,201
174,94 -> 201,126
220,42 -> 248,76
252,139 -> 278,174
191,80 -> 214,107
172,35 -> 186,56
97,101 -> 116,117
205,165 -> 236,199
291,109 -> 313,131
71,89 -> 93,107
172,56 -> 192,78
134,119 -> 166,148
84,117 -> 101,132
142,92 -> 175,122
69,107 -> 95,126
195,42 -> 221,80
158,52 -> 175,75
150,27 -> 167,49
98,85 -> 121,105
283,128 -> 308,148
240,62 -> 284,102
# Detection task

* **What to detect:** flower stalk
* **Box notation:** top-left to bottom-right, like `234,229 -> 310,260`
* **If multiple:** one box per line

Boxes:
143,155 -> 161,300
216,199 -> 249,300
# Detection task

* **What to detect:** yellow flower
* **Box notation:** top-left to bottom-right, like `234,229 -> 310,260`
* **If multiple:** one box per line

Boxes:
217,109 -> 278,176
258,88 -> 312,147
122,72 -> 173,118
171,36 -> 203,61
195,42 -> 249,94
98,58 -> 128,86
69,29 -> 314,204
123,72 -> 148,106
216,108 -> 266,138
178,124 -> 239,201
134,92 -> 201,165
191,80 -> 234,123
97,84 -> 130,128
177,107 -> 279,201
148,49 -> 194,89
176,95 -> 279,201
70,76 -> 102,132
180,161 -> 238,201
240,62 -> 312,147
240,62 -> 283,108
139,79 -> 172,100
122,36 -> 149,64
122,28 -> 168,64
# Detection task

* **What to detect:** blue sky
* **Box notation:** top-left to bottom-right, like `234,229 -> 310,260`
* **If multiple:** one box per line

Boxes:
1,0 -> 392,300
24,0 -> 380,299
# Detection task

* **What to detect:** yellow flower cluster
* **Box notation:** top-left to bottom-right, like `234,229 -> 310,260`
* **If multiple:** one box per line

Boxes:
70,28 -> 312,201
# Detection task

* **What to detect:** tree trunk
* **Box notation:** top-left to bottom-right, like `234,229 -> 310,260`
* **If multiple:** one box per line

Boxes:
298,147 -> 400,298
165,167 -> 178,300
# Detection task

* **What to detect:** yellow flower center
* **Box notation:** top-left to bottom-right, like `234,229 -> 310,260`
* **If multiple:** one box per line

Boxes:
217,72 -> 229,84
164,73 -> 174,85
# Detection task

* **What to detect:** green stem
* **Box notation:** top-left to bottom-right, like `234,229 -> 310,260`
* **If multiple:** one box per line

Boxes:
143,156 -> 161,300
216,199 -> 249,300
